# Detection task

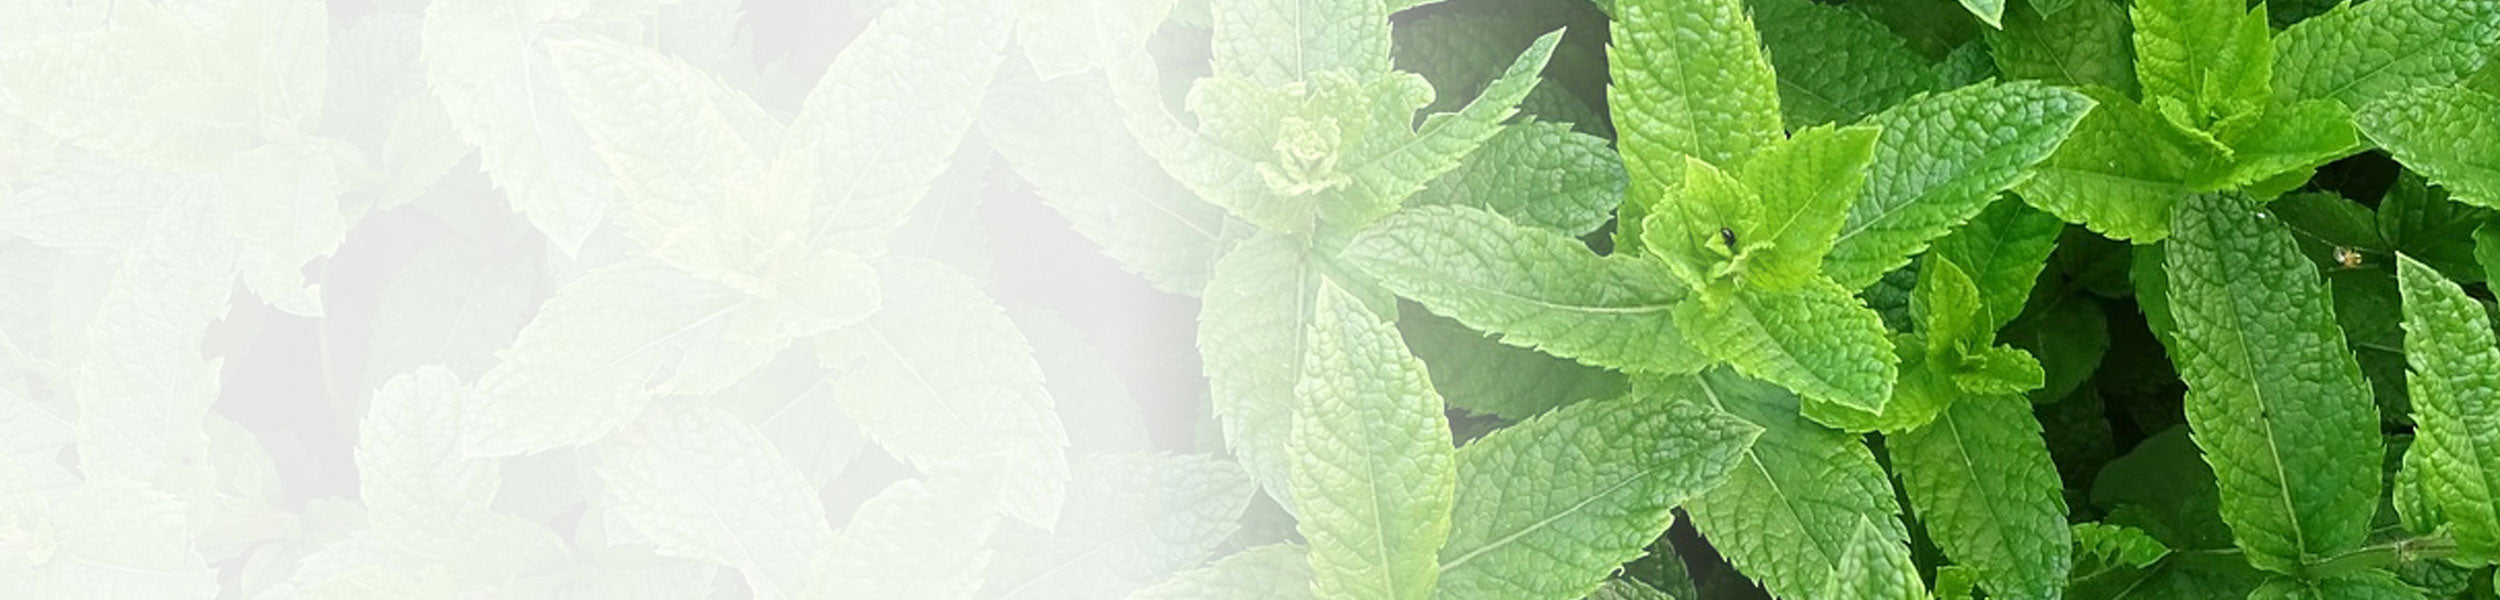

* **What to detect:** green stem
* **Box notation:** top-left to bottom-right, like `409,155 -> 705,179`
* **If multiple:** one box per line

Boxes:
2300,531 -> 2463,578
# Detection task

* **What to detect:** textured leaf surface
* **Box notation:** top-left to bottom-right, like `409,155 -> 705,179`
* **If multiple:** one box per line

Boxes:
421,0 -> 616,252
594,403 -> 832,600
2017,91 -> 2199,242
2272,0 -> 2500,109
2358,87 -> 2500,211
1825,81 -> 2093,289
69,197 -> 233,481
1930,199 -> 2064,332
2163,192 -> 2383,572
805,475 -> 998,599
790,0 -> 1012,254
1343,205 -> 1707,373
2130,0 -> 2272,120
1408,121 -> 1624,237
1340,31 -> 1565,221
1824,518 -> 1925,600
1674,370 -> 1912,600
2395,254 -> 2500,559
1735,124 -> 1882,291
1289,281 -> 1458,600
1674,280 -> 1896,413
358,367 -> 500,559
1129,545 -> 1316,600
833,258 -> 1071,527
985,69 -> 1230,295
1607,0 -> 1784,246
1202,233 -> 1327,508
1749,0 -> 1939,128
1210,0 -> 1392,85
983,453 -> 1257,600
1890,394 -> 2070,600
462,259 -> 750,457
1399,309 -> 1627,421
1435,393 -> 1759,600
2248,571 -> 2427,600
1987,0 -> 2139,97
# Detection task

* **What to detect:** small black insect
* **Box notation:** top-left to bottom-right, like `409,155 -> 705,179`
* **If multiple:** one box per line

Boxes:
1718,227 -> 1739,252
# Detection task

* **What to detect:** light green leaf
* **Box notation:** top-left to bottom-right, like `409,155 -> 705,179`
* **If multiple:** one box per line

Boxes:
1202,233 -> 1328,509
1338,30 -> 1566,224
2072,522 -> 2173,572
1748,0 -> 1941,128
2016,89 -> 2201,242
594,403 -> 832,600
1915,256 -> 1986,357
2248,571 -> 2427,600
2395,253 -> 2500,560
1801,335 -> 1956,433
2272,0 -> 2500,109
1015,0 -> 1175,79
2129,0 -> 2272,123
1986,0 -> 2139,98
1289,279 -> 1458,600
1129,545 -> 1316,600
1408,121 -> 1624,237
1673,370 -> 1911,600
19,480 -> 218,599
1825,81 -> 2094,289
1738,124 -> 1883,291
2163,192 -> 2384,573
2200,99 -> 2361,194
790,0 -> 1013,254
804,475 -> 999,599
357,367 -> 500,560
1211,0 -> 1393,85
1930,198 -> 2064,332
1398,308 -> 1627,421
1434,392 -> 1760,600
1607,0 -> 1785,248
1342,205 -> 1708,374
1586,578 -> 1679,600
830,258 -> 1072,527
461,258 -> 753,457
0,1 -> 257,169
984,69 -> 1231,296
1104,52 -> 1271,239
1823,518 -> 1925,600
2358,87 -> 2500,211
422,0 -> 618,253
1891,394 -> 2070,600
360,242 -> 538,395
0,156 -> 181,251
1954,345 -> 2047,396
984,453 -> 1258,600
72,197 -> 233,481
2480,222 -> 2500,286
1641,156 -> 1761,291
1675,279 -> 1896,414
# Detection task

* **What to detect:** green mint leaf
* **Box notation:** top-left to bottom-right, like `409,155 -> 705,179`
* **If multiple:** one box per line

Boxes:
2017,89 -> 2202,242
69,196 -> 231,481
1399,309 -> 1628,421
788,0 -> 1012,254
217,139 -> 346,317
831,258 -> 1072,527
422,0 -> 617,253
17,480 -> 218,598
1132,545 -> 1317,600
1435,393 -> 1760,600
360,243 -> 537,394
984,68 -> 1231,295
1407,121 -> 1625,237
0,1 -> 258,169
2395,253 -> 2500,560
1676,279 -> 1897,414
2272,0 -> 2500,109
1587,578 -> 1679,600
461,259 -> 755,457
2248,571 -> 2427,600
2394,438 -> 2448,536
1202,233 -> 1330,510
1671,370 -> 1912,600
1825,81 -> 2094,289
1640,156 -> 1761,291
2378,174 -> 2492,284
357,367 -> 500,557
1914,255 -> 1986,358
2199,99 -> 2362,194
1339,30 -> 1566,225
1737,124 -> 1884,291
1954,345 -> 2048,396
1607,0 -> 1785,249
0,156 -> 180,251
1106,52 -> 1274,239
2073,522 -> 2174,572
2358,87 -> 2500,211
1822,517 -> 1927,600
1343,205 -> 1709,374
1986,0 -> 2139,98
593,403 -> 834,600
1802,335 -> 1954,433
2480,221 -> 2500,286
1891,394 -> 2070,600
1931,199 -> 2065,333
1212,0 -> 1393,86
2130,0 -> 2272,126
804,475 -> 999,598
982,453 -> 1258,600
1289,279 -> 1459,600
1749,0 -> 1942,128
2163,192 -> 2384,573
1015,0 -> 1174,79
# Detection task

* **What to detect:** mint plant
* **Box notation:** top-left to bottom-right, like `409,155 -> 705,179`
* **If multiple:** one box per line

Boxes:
12,0 -> 2500,598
